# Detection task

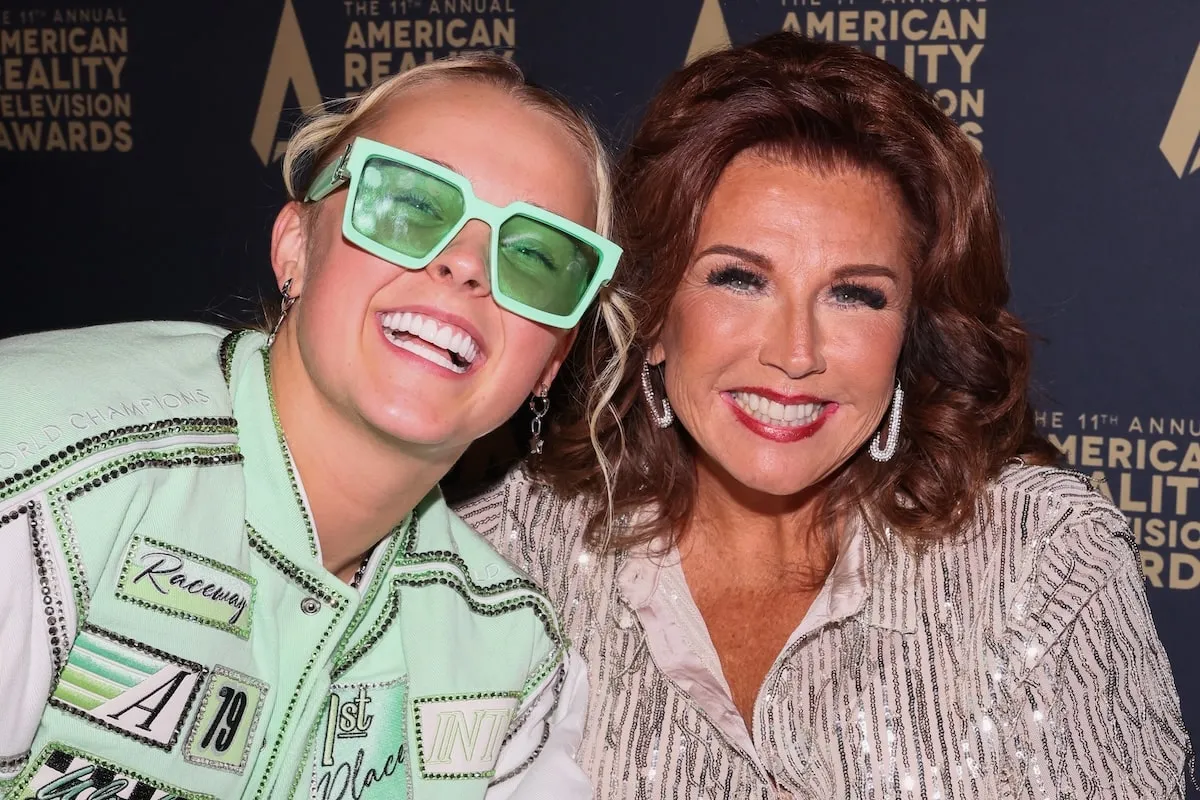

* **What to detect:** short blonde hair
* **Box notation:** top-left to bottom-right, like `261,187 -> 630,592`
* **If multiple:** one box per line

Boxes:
281,52 -> 613,238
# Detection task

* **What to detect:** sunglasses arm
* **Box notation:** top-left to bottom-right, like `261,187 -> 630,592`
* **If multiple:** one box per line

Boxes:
302,143 -> 353,203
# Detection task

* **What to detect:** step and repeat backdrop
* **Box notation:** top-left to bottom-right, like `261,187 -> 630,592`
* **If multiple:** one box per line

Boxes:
2,0 -> 1198,779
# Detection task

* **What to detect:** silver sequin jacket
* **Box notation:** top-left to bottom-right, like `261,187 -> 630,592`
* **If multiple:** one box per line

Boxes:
455,464 -> 1191,799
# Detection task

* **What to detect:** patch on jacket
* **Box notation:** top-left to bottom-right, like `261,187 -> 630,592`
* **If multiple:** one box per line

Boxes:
182,665 -> 269,775
412,692 -> 519,779
12,742 -> 214,799
116,535 -> 255,639
309,677 -> 409,799
49,625 -> 205,750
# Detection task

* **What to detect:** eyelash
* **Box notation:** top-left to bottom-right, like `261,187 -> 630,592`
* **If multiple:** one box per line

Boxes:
395,192 -> 441,218
706,266 -> 889,311
706,265 -> 765,293
832,281 -> 888,310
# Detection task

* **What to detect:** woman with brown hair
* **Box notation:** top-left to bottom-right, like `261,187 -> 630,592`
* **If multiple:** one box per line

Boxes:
457,32 -> 1189,798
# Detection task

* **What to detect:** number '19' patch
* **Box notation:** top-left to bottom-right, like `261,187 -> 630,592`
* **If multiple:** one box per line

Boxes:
183,665 -> 269,774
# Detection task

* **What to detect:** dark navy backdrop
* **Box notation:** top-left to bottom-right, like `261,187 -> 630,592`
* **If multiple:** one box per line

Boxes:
2,0 -> 1198,783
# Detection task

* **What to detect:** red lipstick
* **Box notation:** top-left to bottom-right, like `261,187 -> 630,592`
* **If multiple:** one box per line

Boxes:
722,390 -> 835,443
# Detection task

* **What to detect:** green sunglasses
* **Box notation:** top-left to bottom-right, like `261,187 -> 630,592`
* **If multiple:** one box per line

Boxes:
304,136 -> 621,329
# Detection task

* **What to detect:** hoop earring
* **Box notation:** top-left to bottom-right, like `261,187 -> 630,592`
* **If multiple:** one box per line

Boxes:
266,278 -> 298,348
641,361 -> 674,429
528,388 -> 550,455
869,381 -> 904,462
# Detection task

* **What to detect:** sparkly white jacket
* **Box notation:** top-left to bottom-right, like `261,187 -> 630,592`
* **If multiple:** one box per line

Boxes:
0,323 -> 589,800
457,464 -> 1191,799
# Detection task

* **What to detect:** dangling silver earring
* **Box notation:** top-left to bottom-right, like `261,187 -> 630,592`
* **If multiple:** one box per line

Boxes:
266,279 -> 297,348
641,361 -> 674,428
869,381 -> 904,462
528,388 -> 550,455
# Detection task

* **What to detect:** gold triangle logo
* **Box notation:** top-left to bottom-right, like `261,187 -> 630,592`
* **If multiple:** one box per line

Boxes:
251,0 -> 323,166
686,0 -> 732,66
1160,43 -> 1200,179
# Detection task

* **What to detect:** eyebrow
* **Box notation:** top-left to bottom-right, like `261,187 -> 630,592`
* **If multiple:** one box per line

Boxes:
419,153 -> 459,173
831,264 -> 900,281
693,244 -> 772,269
694,245 -> 900,282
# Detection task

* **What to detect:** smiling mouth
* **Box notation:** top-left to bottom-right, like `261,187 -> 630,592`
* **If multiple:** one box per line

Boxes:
379,311 -> 479,374
730,391 -> 827,428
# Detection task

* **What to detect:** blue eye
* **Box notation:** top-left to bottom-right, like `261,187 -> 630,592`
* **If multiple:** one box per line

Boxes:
707,265 -> 765,294
832,282 -> 887,309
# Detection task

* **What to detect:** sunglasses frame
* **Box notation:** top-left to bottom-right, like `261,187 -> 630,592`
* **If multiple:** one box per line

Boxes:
304,136 -> 621,328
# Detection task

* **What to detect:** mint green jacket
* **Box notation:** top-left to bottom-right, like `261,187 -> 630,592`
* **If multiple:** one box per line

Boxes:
0,322 -> 588,800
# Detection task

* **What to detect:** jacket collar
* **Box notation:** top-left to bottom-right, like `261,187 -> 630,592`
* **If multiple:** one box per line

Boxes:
227,333 -> 329,569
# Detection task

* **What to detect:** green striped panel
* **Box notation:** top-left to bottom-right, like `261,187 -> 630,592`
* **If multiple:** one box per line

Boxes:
59,664 -> 125,701
53,681 -> 109,712
53,630 -> 169,714
74,632 -> 161,675
67,648 -> 144,689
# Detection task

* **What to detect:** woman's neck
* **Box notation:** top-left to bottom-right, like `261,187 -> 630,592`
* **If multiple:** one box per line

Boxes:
269,348 -> 462,581
683,456 -> 833,586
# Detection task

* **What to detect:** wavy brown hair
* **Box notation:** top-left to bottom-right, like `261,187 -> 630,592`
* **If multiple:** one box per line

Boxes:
534,32 -> 1057,553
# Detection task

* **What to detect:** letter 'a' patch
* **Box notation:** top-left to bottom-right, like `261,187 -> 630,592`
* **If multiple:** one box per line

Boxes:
12,743 -> 215,799
49,626 -> 205,750
413,693 -> 520,779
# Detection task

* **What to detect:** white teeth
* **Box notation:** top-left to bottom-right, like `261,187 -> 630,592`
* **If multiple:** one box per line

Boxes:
379,311 -> 480,371
731,392 -> 824,428
391,338 -> 466,373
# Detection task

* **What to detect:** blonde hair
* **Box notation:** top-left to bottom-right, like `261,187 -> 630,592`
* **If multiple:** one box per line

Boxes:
580,286 -> 638,550
281,52 -> 613,238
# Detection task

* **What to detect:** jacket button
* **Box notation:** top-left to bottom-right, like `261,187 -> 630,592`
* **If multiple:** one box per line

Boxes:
300,597 -> 321,615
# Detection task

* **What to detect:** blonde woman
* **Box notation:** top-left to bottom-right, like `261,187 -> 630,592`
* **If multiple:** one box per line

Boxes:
0,53 -> 619,799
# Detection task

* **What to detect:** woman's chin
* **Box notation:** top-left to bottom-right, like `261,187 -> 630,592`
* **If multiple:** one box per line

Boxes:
356,408 -> 462,451
704,458 -> 828,499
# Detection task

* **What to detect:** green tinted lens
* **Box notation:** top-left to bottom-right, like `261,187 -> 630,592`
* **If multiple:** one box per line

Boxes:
351,157 -> 465,259
497,215 -> 601,316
